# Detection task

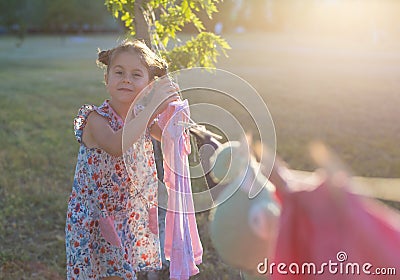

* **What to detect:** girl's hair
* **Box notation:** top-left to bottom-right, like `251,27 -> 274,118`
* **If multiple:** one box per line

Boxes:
97,39 -> 168,80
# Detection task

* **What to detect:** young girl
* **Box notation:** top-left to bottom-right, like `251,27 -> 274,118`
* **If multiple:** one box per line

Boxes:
65,40 -> 179,280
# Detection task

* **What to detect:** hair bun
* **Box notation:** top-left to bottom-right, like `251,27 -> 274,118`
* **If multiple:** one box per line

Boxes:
97,49 -> 112,66
151,62 -> 168,78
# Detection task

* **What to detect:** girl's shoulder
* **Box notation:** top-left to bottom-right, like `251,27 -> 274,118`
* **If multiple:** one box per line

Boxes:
74,102 -> 110,143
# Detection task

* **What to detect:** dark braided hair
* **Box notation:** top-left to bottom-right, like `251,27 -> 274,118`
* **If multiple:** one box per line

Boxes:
97,39 -> 168,80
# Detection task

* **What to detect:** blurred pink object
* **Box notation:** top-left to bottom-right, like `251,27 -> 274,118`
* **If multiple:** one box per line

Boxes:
159,100 -> 203,280
271,181 -> 400,280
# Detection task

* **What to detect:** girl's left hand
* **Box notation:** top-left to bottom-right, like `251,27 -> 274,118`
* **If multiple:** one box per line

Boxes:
148,77 -> 180,116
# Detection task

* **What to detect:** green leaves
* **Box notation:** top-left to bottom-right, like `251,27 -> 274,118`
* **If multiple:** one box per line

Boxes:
104,0 -> 230,71
162,32 -> 231,72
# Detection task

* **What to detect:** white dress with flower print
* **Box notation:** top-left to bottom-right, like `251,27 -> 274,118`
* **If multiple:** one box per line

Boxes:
65,100 -> 161,280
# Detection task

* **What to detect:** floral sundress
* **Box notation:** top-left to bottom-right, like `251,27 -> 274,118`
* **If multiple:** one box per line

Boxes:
65,100 -> 161,280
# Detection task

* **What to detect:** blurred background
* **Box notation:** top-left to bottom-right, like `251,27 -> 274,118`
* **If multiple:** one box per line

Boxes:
2,0 -> 400,40
1,0 -> 399,279
2,0 -> 400,42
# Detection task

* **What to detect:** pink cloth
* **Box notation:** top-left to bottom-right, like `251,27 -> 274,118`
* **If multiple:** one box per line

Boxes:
158,100 -> 203,280
272,181 -> 400,280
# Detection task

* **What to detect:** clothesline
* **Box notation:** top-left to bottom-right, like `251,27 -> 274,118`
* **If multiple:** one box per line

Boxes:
177,121 -> 223,140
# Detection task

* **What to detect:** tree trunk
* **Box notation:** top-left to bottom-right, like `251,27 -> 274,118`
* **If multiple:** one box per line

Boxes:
134,0 -> 151,47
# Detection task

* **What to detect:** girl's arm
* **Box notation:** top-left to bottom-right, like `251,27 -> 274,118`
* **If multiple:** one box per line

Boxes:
122,107 -> 157,153
83,78 -> 178,157
83,108 -> 153,157
83,112 -> 123,157
149,123 -> 162,142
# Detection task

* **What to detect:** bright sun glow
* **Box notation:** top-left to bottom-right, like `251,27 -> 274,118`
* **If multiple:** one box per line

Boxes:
271,0 -> 399,40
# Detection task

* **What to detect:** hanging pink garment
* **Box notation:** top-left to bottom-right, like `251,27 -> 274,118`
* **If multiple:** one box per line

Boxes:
158,99 -> 203,280
272,180 -> 400,280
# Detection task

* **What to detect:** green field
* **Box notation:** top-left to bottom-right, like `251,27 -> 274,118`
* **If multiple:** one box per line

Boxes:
0,33 -> 399,279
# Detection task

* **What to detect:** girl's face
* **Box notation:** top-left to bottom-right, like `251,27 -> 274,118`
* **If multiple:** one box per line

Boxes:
105,50 -> 150,105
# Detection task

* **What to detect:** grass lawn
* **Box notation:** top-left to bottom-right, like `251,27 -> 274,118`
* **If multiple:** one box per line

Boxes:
0,32 -> 399,279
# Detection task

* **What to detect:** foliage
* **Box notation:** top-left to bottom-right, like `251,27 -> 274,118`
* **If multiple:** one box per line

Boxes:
105,0 -> 231,71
